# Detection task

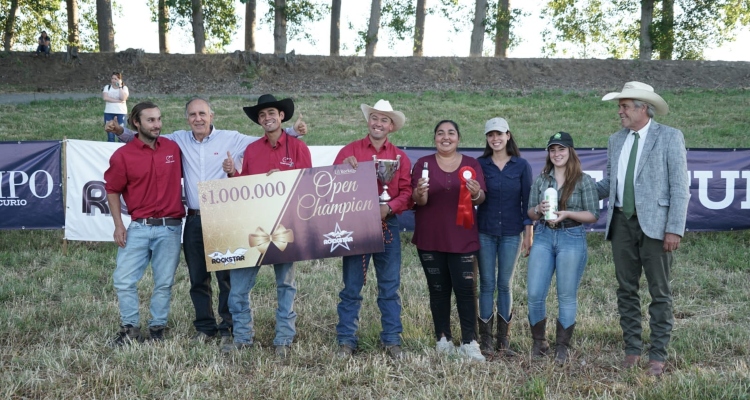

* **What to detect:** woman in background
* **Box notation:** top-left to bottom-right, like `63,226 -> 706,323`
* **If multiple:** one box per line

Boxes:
102,72 -> 129,142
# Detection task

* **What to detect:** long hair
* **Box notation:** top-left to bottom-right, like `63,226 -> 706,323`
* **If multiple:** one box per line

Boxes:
480,130 -> 521,159
541,146 -> 583,210
128,101 -> 159,131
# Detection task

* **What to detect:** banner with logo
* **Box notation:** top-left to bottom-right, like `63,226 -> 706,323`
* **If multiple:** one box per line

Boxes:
0,141 -> 64,230
396,147 -> 750,233
198,162 -> 384,271
53,140 -> 750,240
64,139 -> 136,240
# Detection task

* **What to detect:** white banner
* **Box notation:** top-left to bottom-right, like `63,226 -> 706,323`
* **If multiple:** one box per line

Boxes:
64,139 -> 129,241
64,139 -> 343,241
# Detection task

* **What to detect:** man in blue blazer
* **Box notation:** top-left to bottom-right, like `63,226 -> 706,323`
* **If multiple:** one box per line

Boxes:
596,82 -> 690,377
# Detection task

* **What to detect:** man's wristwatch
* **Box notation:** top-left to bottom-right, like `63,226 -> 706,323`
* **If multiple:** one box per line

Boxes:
534,205 -> 540,215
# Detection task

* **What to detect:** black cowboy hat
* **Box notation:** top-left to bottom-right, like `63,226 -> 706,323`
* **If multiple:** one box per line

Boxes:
242,94 -> 294,125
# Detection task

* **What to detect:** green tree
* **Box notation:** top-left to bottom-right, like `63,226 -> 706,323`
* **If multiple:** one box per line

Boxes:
542,0 -> 750,60
2,0 -> 63,51
260,0 -> 328,53
153,0 -> 238,53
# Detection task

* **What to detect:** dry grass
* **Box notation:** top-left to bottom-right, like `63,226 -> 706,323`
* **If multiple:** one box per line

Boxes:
2,91 -> 750,399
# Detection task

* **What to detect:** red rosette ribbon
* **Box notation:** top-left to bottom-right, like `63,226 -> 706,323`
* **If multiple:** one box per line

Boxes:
456,166 -> 476,229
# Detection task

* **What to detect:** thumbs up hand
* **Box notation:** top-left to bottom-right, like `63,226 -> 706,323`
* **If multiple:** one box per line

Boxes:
223,151 -> 237,176
105,118 -> 124,135
293,113 -> 308,136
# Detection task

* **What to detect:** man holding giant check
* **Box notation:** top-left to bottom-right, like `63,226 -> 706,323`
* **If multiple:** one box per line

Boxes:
219,95 -> 312,358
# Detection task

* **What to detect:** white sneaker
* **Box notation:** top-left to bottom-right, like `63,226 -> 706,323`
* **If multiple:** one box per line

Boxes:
435,337 -> 456,354
458,340 -> 486,362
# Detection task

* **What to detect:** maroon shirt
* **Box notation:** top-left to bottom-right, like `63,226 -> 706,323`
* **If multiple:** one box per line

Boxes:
334,135 -> 412,214
238,132 -> 312,175
104,135 -> 185,220
411,154 -> 486,253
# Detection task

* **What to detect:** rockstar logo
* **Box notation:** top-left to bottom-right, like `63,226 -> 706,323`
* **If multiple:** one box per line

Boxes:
322,223 -> 354,252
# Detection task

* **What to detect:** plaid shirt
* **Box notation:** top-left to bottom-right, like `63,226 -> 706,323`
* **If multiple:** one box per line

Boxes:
529,170 -> 600,221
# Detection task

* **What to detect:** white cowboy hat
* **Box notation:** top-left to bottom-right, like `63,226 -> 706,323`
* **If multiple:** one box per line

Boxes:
602,81 -> 669,115
360,99 -> 406,132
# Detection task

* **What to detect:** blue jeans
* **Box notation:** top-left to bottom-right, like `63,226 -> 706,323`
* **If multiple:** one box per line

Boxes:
477,232 -> 523,321
526,224 -> 587,329
104,113 -> 126,142
113,221 -> 182,328
336,217 -> 402,348
229,263 -> 297,346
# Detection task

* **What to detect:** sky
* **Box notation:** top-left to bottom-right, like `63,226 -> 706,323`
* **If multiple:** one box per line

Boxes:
113,0 -> 750,61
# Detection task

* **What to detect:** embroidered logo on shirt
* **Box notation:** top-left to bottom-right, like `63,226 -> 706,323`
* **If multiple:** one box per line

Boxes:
166,155 -> 175,164
280,157 -> 294,167
323,223 -> 354,252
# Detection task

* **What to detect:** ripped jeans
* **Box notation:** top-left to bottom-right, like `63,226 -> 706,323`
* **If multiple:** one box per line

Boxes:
418,250 -> 478,344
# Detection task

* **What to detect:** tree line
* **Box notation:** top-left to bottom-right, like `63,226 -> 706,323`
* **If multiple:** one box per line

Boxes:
2,0 -> 748,59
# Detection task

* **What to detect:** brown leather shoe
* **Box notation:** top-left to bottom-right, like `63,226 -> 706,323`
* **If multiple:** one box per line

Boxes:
647,360 -> 666,377
622,354 -> 641,369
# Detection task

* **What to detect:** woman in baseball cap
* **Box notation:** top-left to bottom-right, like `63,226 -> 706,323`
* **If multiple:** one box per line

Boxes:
525,131 -> 600,365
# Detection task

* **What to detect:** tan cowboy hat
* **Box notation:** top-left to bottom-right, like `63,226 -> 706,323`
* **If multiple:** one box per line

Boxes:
602,81 -> 669,115
360,99 -> 406,132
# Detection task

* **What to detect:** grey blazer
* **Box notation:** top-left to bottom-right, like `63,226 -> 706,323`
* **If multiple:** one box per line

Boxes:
596,121 -> 690,241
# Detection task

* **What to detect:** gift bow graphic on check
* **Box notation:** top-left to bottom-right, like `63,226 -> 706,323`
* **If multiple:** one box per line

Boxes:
248,225 -> 295,253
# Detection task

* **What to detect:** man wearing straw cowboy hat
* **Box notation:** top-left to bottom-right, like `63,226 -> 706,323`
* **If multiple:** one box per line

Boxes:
597,82 -> 689,377
333,99 -> 412,359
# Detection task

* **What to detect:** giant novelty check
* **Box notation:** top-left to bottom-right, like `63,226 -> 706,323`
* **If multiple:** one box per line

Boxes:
198,162 -> 385,271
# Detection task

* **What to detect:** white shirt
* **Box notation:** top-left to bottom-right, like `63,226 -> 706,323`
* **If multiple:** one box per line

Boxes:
615,119 -> 651,207
103,85 -> 129,114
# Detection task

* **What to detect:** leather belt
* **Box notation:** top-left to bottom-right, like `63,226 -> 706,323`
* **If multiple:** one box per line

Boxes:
614,207 -> 636,216
188,209 -> 201,216
132,217 -> 183,226
544,220 -> 582,229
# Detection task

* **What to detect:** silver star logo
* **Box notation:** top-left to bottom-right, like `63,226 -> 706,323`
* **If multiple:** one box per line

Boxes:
323,223 -> 354,252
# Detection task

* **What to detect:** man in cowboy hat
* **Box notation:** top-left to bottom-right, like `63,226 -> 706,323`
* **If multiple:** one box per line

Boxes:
596,82 -> 689,377
107,97 -> 307,347
221,94 -> 311,359
333,99 -> 412,359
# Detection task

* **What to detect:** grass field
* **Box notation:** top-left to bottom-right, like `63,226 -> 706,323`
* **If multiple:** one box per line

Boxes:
1,90 -> 750,399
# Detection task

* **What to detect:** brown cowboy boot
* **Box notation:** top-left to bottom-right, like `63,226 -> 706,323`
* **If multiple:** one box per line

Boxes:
496,313 -> 516,356
478,314 -> 494,353
554,320 -> 575,365
530,318 -> 549,357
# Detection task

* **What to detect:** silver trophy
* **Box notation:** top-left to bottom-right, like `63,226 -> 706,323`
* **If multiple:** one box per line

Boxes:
373,154 -> 401,205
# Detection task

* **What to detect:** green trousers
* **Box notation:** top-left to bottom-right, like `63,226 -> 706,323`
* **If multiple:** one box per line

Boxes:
610,209 -> 674,362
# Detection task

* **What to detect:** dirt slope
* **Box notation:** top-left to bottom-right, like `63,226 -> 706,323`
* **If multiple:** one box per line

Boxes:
1,50 -> 749,95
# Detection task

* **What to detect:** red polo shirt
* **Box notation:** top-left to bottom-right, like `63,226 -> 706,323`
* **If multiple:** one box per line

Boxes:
238,132 -> 312,175
334,135 -> 413,214
104,135 -> 185,219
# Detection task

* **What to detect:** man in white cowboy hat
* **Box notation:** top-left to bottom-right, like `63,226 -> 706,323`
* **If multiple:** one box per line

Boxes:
596,81 -> 690,377
107,97 -> 307,348
221,94 -> 312,359
333,99 -> 412,359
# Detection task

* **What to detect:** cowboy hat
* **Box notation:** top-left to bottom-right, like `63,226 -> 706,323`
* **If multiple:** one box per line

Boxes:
602,81 -> 669,115
243,94 -> 294,125
360,99 -> 406,132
